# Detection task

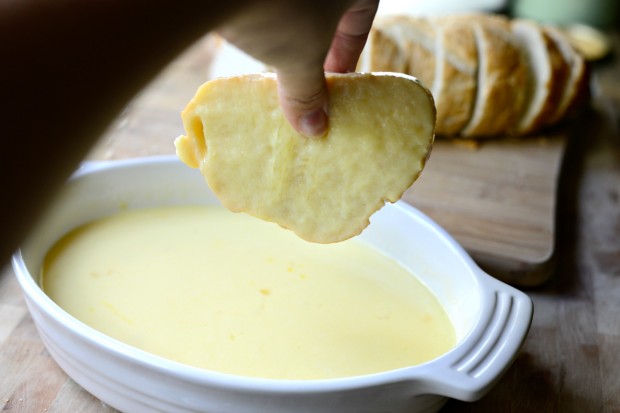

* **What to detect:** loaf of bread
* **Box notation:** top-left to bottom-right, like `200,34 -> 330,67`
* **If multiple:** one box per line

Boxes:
360,13 -> 589,138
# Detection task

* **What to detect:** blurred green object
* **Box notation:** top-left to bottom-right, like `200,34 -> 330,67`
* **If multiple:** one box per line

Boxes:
511,0 -> 618,28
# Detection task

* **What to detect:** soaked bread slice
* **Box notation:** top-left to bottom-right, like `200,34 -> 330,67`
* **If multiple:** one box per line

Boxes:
175,73 -> 436,243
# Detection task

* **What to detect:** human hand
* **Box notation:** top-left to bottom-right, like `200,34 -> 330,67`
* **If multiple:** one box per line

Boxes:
219,0 -> 380,137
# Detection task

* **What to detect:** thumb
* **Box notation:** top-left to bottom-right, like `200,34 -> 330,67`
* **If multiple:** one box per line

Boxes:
276,68 -> 328,138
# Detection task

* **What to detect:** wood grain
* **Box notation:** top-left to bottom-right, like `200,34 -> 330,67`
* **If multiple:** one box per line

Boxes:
1,32 -> 619,413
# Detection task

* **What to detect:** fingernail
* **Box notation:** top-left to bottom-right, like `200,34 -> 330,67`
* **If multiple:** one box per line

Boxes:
299,109 -> 328,138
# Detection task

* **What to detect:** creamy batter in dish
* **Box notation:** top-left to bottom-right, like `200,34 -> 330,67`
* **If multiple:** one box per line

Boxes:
42,206 -> 455,380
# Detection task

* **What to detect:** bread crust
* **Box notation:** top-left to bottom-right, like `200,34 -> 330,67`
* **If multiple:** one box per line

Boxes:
176,73 -> 436,243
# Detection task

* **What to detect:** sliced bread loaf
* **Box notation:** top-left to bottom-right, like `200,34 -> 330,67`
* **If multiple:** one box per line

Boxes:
362,13 -> 588,138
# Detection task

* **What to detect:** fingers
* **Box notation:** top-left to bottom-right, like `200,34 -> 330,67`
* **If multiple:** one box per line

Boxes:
276,0 -> 378,138
276,67 -> 329,138
324,0 -> 379,72
220,0 -> 378,138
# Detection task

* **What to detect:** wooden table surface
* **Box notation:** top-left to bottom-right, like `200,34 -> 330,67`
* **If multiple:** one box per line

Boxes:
1,31 -> 619,412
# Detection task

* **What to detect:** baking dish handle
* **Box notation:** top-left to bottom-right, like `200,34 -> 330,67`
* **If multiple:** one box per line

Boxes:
421,273 -> 533,402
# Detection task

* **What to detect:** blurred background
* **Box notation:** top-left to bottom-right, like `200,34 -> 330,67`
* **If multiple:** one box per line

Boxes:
377,0 -> 619,28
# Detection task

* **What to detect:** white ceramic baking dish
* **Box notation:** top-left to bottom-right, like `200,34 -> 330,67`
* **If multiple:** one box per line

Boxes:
13,156 -> 532,413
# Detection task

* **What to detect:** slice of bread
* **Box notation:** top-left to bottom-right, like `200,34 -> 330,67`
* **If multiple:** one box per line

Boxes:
369,16 -> 439,96
461,14 -> 527,137
510,19 -> 558,134
362,13 -> 589,138
537,29 -> 572,128
543,26 -> 589,126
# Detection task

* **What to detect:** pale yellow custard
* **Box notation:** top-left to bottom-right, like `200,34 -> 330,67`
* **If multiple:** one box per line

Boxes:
42,206 -> 455,380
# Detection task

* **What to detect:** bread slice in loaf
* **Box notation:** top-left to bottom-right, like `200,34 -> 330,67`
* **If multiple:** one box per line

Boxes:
362,22 -> 408,74
360,13 -> 588,137
433,15 -> 478,136
460,14 -> 527,137
369,16 -> 439,96
542,26 -> 588,126
538,29 -> 571,128
510,19 -> 566,134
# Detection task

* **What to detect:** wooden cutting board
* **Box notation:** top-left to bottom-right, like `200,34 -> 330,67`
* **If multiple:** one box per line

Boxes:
90,35 -> 568,286
403,134 -> 567,286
